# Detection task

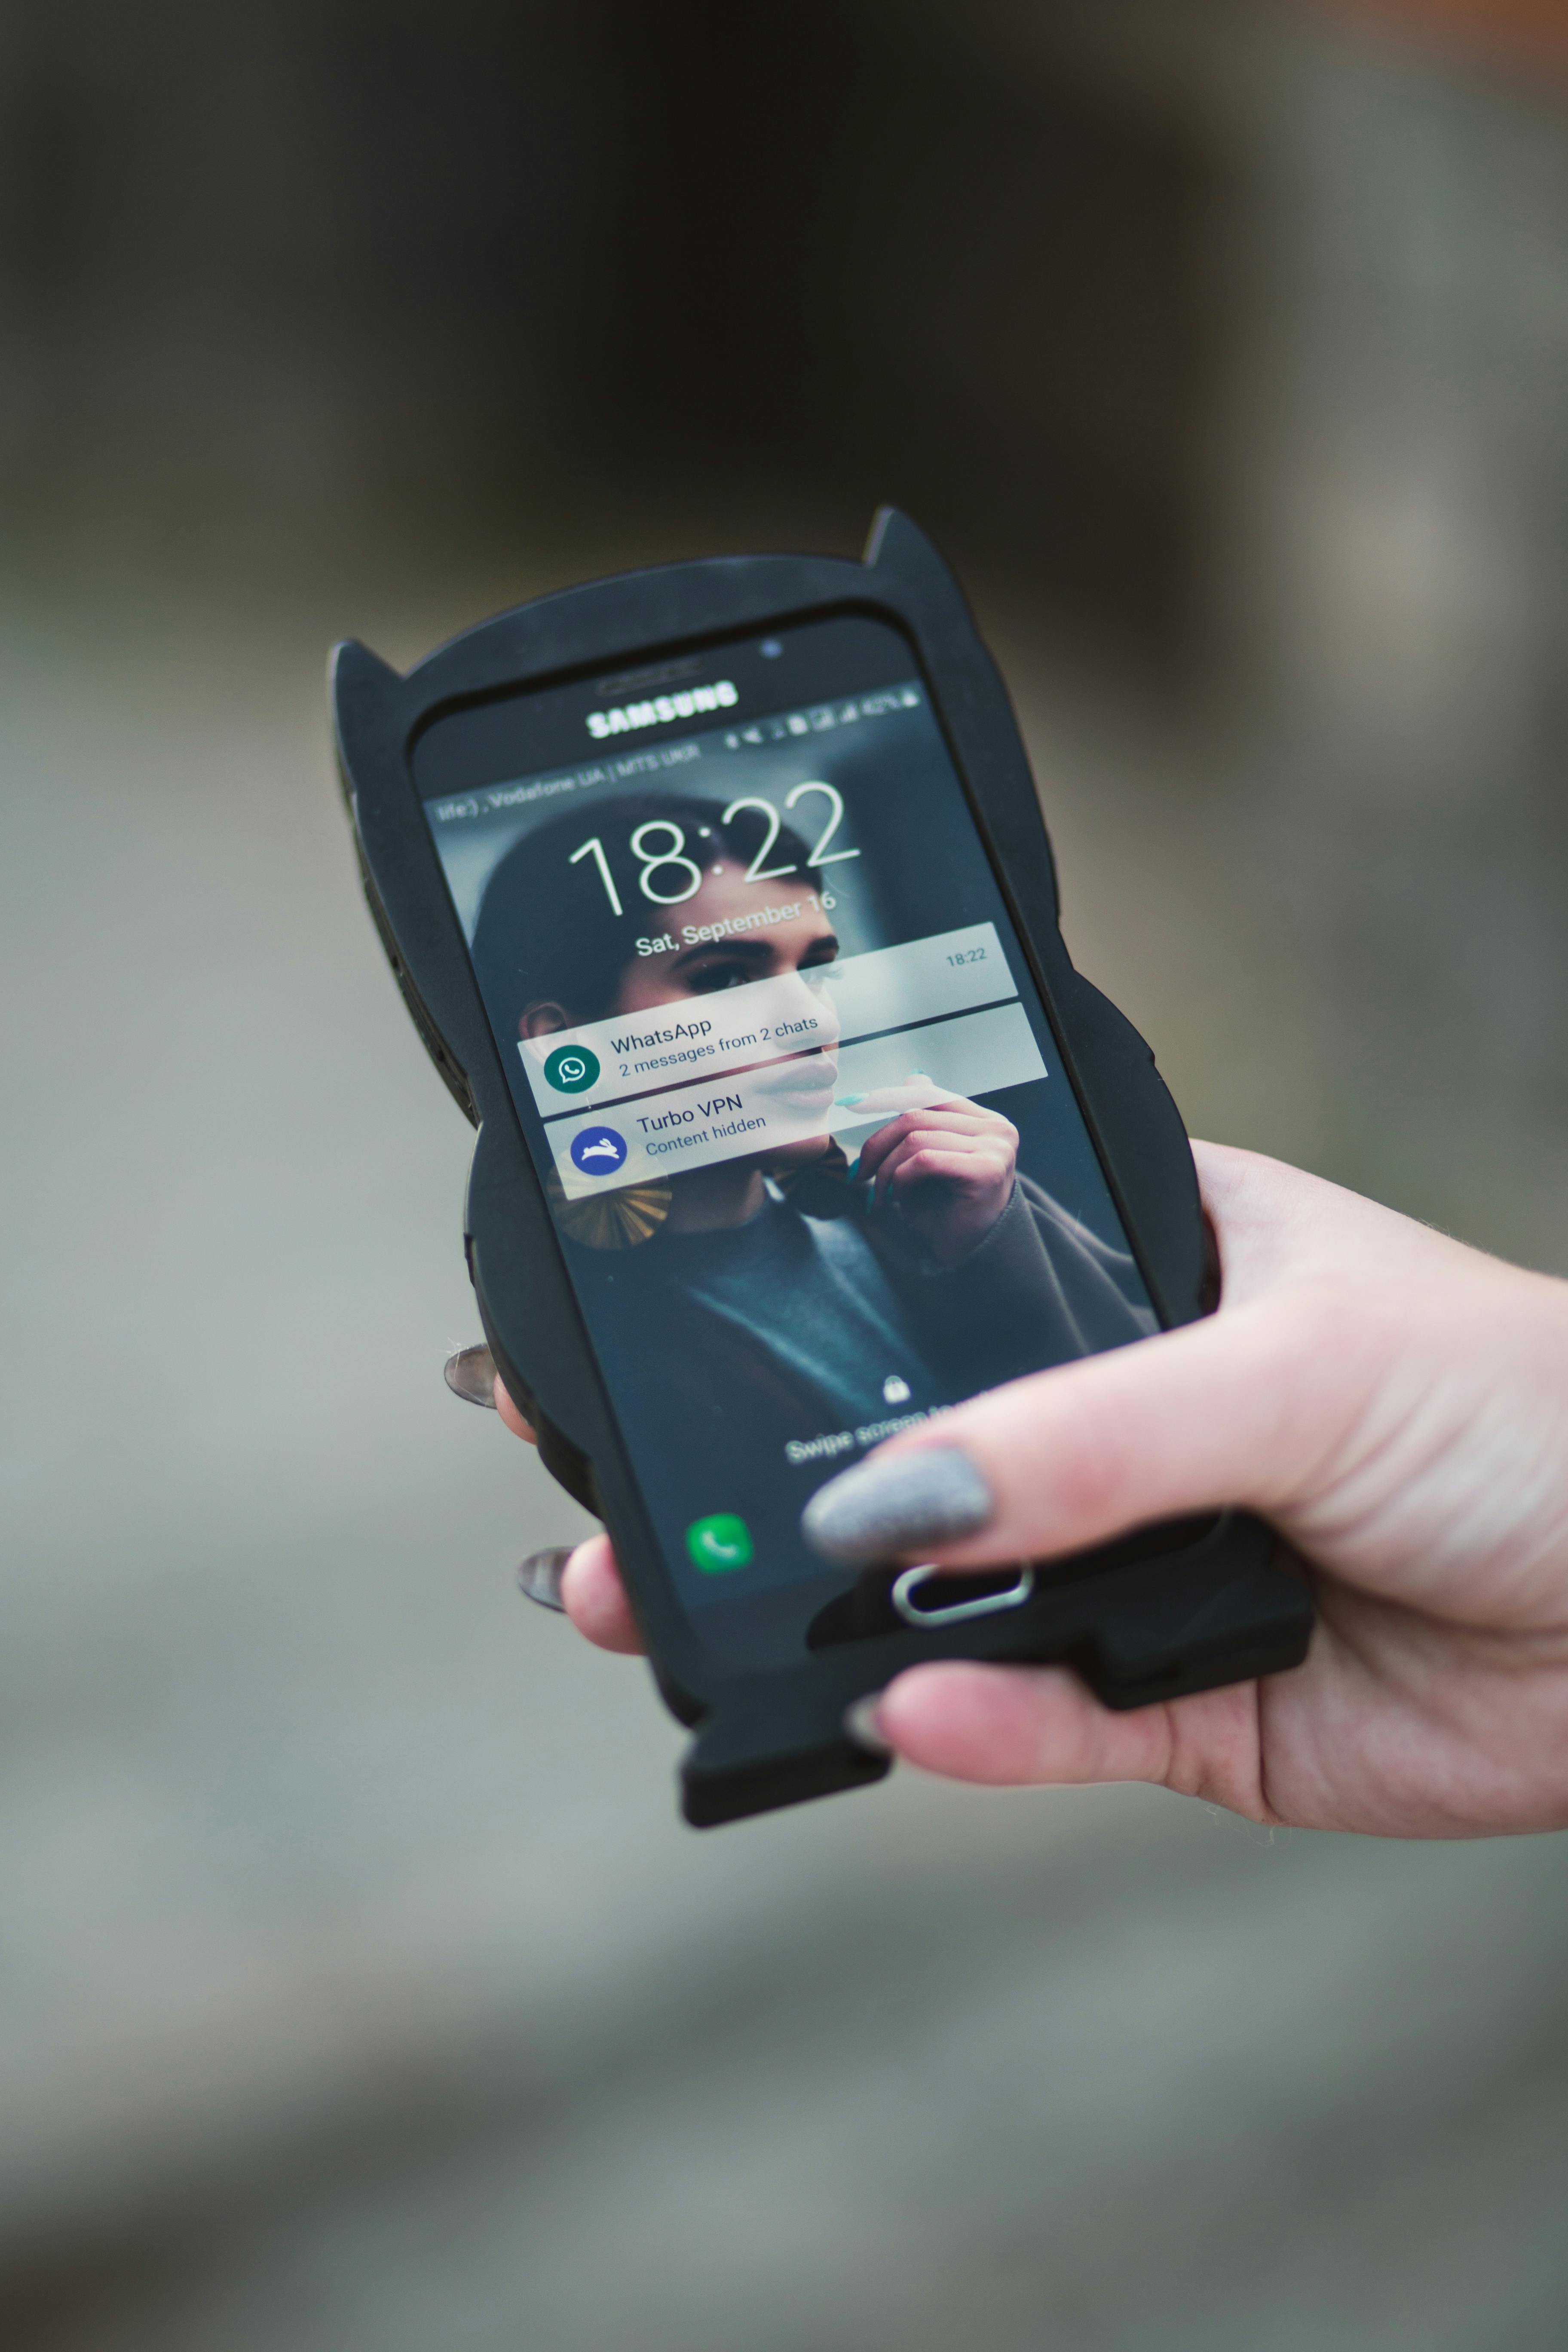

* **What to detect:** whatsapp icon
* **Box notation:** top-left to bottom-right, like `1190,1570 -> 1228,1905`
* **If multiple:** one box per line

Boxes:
544,1044 -> 600,1094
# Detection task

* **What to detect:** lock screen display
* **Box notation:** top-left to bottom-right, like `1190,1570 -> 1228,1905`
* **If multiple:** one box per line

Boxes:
415,615 -> 1156,1662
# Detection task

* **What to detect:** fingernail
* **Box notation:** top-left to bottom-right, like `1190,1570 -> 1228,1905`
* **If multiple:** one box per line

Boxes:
517,1548 -> 571,1611
801,1445 -> 994,1564
445,1344 -> 497,1408
843,1694 -> 891,1756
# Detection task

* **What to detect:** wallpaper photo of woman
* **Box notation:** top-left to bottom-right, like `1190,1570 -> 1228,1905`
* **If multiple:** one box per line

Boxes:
470,791 -> 1155,1499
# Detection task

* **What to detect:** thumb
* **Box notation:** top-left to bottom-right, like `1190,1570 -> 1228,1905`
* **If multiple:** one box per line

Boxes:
802,1290 -> 1365,1571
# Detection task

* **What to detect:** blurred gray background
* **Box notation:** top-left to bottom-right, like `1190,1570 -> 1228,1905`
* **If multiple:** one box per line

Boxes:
5,2 -> 1568,2346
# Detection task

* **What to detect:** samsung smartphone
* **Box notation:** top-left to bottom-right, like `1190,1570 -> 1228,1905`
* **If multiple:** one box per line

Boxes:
333,509 -> 1311,1825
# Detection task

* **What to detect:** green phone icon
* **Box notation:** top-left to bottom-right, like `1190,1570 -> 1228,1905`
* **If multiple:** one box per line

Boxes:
544,1044 -> 601,1093
686,1513 -> 754,1574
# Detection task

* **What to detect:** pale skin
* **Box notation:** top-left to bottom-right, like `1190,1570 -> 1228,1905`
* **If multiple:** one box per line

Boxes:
498,1141 -> 1568,1839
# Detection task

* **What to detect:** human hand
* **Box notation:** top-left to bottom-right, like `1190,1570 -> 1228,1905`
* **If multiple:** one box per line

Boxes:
851,1088 -> 1019,1266
800,1142 -> 1568,1836
515,1143 -> 1568,1836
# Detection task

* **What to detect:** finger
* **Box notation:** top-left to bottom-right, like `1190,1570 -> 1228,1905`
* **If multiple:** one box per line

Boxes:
883,1140 -> 1010,1187
871,1660 -> 1272,1818
1190,1138 -> 1420,1302
878,1105 -> 1004,1132
845,1083 -> 967,1123
871,1106 -> 1004,1147
879,1145 -> 1010,1204
869,1119 -> 1007,1163
876,1660 -> 1175,1784
559,1534 -> 644,1654
857,1106 -> 1001,1179
808,1288 -> 1368,1570
867,1125 -> 1004,1193
928,1304 -> 1347,1559
866,1128 -> 928,1196
494,1382 -> 538,1444
856,1112 -> 928,1182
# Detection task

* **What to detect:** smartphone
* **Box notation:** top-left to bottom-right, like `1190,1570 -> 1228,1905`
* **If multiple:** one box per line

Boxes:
333,510 -> 1311,1825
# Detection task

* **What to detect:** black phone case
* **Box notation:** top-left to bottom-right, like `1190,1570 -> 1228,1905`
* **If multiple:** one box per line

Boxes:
331,509 -> 1312,1827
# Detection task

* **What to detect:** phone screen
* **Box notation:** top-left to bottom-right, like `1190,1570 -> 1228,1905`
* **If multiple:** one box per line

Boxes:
416,614 -> 1157,1663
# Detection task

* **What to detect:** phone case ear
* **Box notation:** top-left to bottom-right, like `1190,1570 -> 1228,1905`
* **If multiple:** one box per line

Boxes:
864,505 -> 940,573
864,507 -> 981,635
330,637 -> 404,802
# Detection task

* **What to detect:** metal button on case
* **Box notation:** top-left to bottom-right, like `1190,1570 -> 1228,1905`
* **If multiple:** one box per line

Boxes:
891,1564 -> 1036,1629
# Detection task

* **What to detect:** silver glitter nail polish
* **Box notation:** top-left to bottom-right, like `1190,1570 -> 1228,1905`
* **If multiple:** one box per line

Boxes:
444,1344 -> 497,1408
843,1694 -> 892,1756
517,1548 -> 572,1611
801,1445 -> 994,1564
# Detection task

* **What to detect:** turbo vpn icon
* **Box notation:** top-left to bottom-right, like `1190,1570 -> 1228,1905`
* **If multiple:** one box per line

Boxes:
570,1126 -> 628,1178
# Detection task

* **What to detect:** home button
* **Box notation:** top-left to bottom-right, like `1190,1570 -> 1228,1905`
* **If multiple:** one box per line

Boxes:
891,1564 -> 1035,1629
